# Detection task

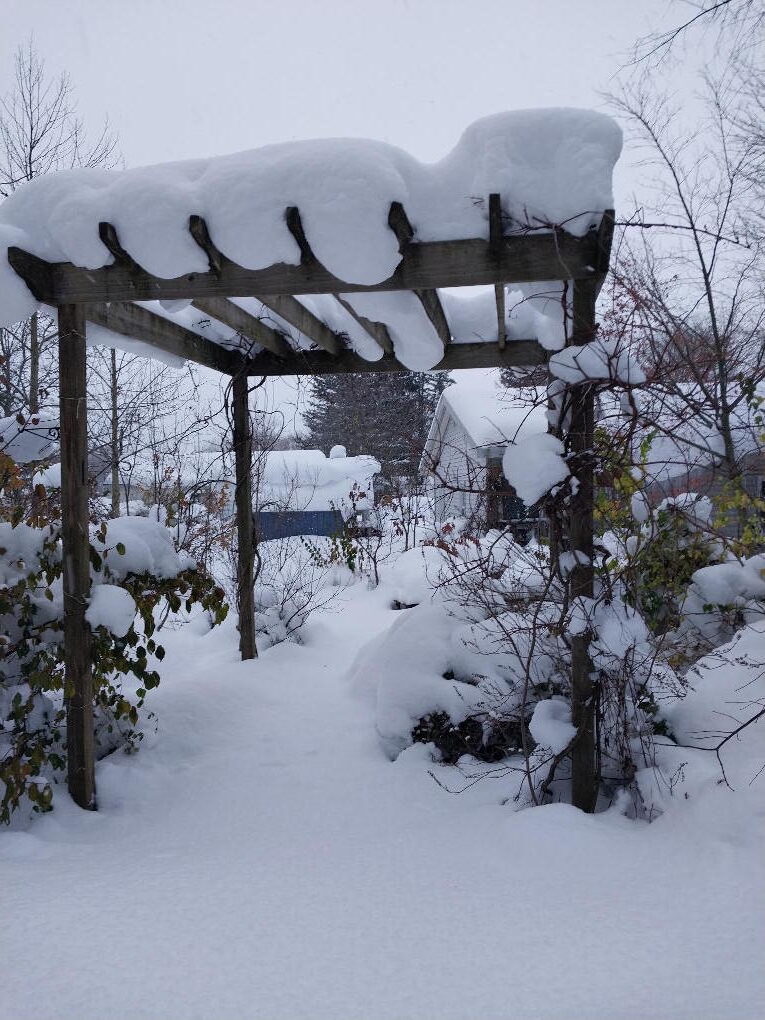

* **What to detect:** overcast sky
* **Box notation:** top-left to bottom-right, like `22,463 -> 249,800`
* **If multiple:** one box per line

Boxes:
0,1 -> 707,432
1,1 -> 696,200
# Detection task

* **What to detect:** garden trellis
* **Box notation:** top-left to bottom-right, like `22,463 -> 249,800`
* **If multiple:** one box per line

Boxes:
0,109 -> 619,814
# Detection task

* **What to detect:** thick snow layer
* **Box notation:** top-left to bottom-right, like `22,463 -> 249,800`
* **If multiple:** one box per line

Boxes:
0,414 -> 58,464
529,697 -> 577,753
439,374 -> 547,450
550,337 -> 646,385
32,462 -> 62,488
85,584 -> 137,638
94,515 -> 195,581
503,432 -> 569,504
0,521 -> 51,586
1,584 -> 763,1018
385,545 -> 447,607
349,604 -> 485,759
259,449 -> 379,515
0,109 -> 621,369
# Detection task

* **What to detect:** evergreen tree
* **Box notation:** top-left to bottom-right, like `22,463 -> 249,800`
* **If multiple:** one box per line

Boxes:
302,370 -> 451,483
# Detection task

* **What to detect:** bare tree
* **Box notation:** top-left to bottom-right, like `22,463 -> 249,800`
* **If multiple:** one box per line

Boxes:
0,39 -> 119,418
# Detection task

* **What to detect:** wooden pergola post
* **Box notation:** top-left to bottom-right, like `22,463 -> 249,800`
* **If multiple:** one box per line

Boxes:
232,371 -> 257,660
567,279 -> 598,813
58,304 -> 96,810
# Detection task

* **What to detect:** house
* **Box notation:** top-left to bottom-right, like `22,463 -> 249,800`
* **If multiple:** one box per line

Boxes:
419,371 -> 548,542
255,446 -> 380,541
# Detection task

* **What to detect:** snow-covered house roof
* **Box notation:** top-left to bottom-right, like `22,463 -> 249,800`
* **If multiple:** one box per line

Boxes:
258,448 -> 380,515
420,371 -> 548,475
0,108 -> 620,377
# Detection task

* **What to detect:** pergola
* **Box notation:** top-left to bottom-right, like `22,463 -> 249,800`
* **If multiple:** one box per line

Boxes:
6,192 -> 614,814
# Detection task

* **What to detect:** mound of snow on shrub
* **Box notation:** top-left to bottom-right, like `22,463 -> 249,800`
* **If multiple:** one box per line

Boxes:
94,516 -> 195,581
503,433 -> 569,505
86,584 -> 137,637
386,545 -> 446,606
349,604 -> 485,759
529,698 -> 576,754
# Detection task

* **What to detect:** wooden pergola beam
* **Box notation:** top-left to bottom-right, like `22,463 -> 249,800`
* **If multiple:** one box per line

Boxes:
489,194 -> 507,350
387,202 -> 451,350
192,297 -> 292,358
85,301 -> 245,374
251,294 -> 340,355
7,219 -> 610,306
333,294 -> 394,354
189,214 -> 340,357
243,339 -> 546,376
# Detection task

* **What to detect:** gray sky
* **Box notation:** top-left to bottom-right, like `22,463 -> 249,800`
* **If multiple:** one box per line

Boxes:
1,0 -> 690,201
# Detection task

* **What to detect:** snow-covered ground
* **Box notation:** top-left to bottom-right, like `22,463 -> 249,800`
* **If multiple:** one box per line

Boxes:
2,582 -> 764,1020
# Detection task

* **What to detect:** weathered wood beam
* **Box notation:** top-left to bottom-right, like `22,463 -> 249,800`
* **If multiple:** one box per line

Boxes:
489,194 -> 507,350
252,294 -> 340,355
387,201 -> 451,350
333,294 -> 394,354
192,297 -> 292,358
244,339 -> 545,376
189,214 -> 340,357
232,372 -> 256,660
58,305 -> 96,811
7,219 -> 610,305
85,301 -> 244,374
593,208 -> 615,296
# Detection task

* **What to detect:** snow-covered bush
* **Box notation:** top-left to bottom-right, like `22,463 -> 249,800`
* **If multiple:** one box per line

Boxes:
0,510 -> 228,823
252,536 -> 346,650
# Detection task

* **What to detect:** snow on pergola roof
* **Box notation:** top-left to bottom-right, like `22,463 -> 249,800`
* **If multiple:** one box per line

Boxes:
0,108 -> 621,376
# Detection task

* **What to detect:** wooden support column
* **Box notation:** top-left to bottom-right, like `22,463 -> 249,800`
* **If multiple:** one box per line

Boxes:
567,279 -> 598,813
232,372 -> 256,660
58,304 -> 96,810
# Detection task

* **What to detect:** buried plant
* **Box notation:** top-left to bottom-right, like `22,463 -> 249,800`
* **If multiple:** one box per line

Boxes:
0,514 -> 227,823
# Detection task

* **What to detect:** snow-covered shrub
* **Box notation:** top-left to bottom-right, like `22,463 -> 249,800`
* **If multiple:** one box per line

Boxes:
680,553 -> 765,647
253,536 -> 345,650
628,494 -> 721,636
0,511 -> 228,823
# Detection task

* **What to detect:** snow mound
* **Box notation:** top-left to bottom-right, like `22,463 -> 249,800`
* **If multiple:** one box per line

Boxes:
0,109 -> 621,369
503,432 -> 569,505
349,604 -> 485,759
94,516 -> 195,581
86,584 -> 137,638
529,698 -> 576,754
32,462 -> 62,488
550,337 -> 646,385
386,545 -> 447,606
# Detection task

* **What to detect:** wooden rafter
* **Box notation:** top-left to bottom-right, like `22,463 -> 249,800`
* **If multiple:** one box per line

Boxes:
85,301 -> 244,374
251,294 -> 340,355
333,294 -> 394,354
192,297 -> 291,358
242,339 -> 546,377
489,193 -> 507,350
189,213 -> 340,356
387,201 -> 451,350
